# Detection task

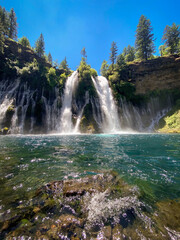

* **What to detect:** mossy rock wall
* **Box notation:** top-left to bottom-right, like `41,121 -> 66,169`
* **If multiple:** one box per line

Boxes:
157,99 -> 180,133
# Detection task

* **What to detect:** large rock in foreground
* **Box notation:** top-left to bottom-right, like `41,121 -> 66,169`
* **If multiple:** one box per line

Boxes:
1,172 -> 180,239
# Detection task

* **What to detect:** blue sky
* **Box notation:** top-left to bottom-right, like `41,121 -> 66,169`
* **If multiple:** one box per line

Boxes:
1,0 -> 180,73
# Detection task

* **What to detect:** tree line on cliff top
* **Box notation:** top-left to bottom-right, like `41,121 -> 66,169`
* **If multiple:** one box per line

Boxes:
102,15 -> 180,75
0,6 -> 180,73
0,5 -> 73,90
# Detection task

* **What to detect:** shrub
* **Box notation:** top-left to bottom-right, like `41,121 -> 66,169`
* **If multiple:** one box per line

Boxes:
90,68 -> 98,77
47,67 -> 57,87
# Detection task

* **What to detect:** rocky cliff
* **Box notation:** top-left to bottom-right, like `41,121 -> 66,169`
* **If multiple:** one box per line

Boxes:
127,55 -> 180,94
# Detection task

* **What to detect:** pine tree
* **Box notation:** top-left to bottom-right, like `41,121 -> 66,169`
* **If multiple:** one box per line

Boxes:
110,41 -> 118,65
100,60 -> 109,77
59,57 -> 69,71
162,23 -> 180,54
123,45 -> 135,62
0,20 -> 5,53
18,36 -> 30,48
0,7 -> 9,37
35,33 -> 45,58
116,54 -> 126,69
48,52 -> 53,64
135,15 -> 155,60
9,8 -> 18,40
81,47 -> 87,62
123,47 -> 127,56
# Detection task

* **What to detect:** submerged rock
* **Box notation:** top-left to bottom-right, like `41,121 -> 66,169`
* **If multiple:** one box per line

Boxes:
1,171 -> 180,239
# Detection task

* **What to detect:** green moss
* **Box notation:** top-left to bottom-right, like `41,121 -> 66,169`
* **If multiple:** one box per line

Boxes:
7,105 -> 15,113
0,127 -> 9,135
90,68 -> 98,77
20,219 -> 31,227
157,99 -> 180,133
79,103 -> 99,133
75,61 -> 97,101
154,200 -> 180,232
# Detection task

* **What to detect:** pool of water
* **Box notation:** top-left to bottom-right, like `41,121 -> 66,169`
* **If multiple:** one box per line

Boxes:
0,133 -> 180,238
0,134 -> 180,201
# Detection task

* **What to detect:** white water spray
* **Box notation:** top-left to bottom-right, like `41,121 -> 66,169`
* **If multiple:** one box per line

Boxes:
73,91 -> 89,133
0,80 -> 19,127
92,76 -> 120,133
59,71 -> 78,133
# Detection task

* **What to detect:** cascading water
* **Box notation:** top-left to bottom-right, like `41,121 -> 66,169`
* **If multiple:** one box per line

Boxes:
0,80 -> 20,127
0,73 -> 174,134
59,71 -> 79,133
73,91 -> 89,133
42,88 -> 61,132
92,76 -> 121,133
11,84 -> 35,134
119,95 -> 172,132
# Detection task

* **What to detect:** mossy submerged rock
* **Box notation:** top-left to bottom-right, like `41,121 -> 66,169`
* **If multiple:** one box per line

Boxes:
2,172 -> 180,239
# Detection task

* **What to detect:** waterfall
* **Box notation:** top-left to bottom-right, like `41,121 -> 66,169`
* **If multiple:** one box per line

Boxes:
0,80 -> 20,127
119,96 -> 172,132
91,97 -> 103,128
73,91 -> 89,133
145,96 -> 172,131
120,98 -> 144,131
59,71 -> 79,133
11,84 -> 35,134
0,73 -> 174,134
92,76 -> 120,133
42,88 -> 61,132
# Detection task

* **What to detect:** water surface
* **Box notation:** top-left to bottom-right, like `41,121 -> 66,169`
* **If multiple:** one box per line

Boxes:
0,133 -> 179,206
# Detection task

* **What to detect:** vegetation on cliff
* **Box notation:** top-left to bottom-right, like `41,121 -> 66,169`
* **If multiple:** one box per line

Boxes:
158,99 -> 180,133
75,50 -> 99,133
135,15 -> 155,60
77,55 -> 97,99
0,6 -> 71,93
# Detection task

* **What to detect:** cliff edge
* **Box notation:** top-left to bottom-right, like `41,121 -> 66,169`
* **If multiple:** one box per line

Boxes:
127,55 -> 180,94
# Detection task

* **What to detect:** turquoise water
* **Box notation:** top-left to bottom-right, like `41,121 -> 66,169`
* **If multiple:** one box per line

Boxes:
0,133 -> 180,238
0,133 -> 179,207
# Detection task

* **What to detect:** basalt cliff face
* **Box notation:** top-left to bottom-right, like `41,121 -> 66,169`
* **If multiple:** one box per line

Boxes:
127,55 -> 180,94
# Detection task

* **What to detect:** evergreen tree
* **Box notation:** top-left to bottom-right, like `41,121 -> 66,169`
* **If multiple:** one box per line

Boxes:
35,33 -> 45,58
9,8 -> 18,40
81,47 -> 87,62
110,41 -> 118,65
135,15 -> 155,60
123,45 -> 135,62
159,44 -> 170,56
59,57 -> 69,71
53,60 -> 59,69
0,7 -> 9,37
18,36 -> 30,48
100,60 -> 109,77
48,52 -> 53,64
116,54 -> 126,69
0,20 -> 5,53
162,23 -> 180,54
123,47 -> 127,57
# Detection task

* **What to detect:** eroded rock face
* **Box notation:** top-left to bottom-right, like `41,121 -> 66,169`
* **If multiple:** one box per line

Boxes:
1,172 -> 180,239
128,55 -> 180,94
